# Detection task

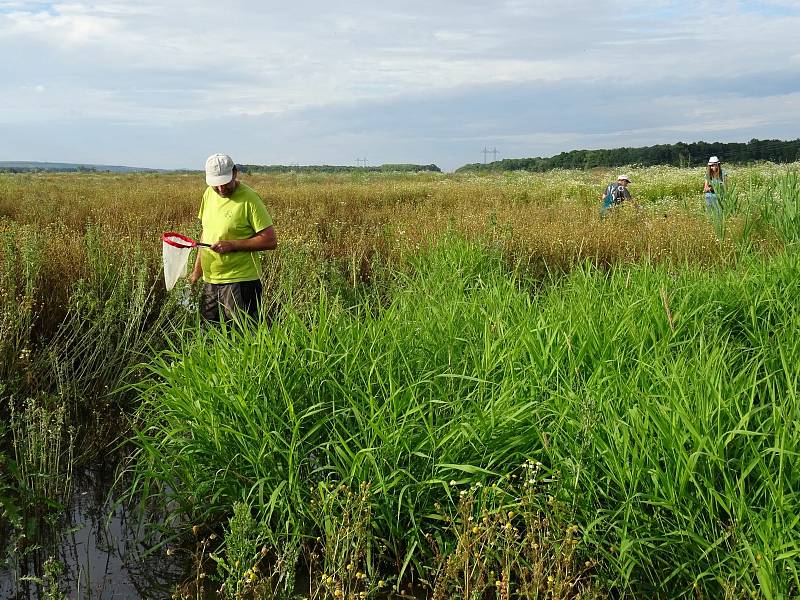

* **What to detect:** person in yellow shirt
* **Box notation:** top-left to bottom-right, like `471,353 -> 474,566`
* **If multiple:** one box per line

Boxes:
189,153 -> 277,322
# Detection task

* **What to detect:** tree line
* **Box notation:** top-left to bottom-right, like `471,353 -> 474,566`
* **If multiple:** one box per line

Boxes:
455,138 -> 800,173
0,163 -> 441,175
238,163 -> 441,174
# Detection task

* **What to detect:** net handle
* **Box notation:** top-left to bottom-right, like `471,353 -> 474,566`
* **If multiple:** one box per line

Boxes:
162,231 -> 212,248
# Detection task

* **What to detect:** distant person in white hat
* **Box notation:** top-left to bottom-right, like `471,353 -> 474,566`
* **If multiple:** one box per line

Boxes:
703,156 -> 725,218
600,174 -> 633,216
189,153 -> 277,323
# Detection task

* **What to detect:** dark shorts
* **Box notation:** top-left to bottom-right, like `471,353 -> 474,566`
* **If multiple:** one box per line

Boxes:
200,280 -> 263,323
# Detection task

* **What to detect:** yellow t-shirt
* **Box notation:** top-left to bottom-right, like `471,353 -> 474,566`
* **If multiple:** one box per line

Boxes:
198,183 -> 273,284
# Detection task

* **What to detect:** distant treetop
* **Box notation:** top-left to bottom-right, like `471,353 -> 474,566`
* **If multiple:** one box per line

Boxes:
238,163 -> 441,174
455,138 -> 800,173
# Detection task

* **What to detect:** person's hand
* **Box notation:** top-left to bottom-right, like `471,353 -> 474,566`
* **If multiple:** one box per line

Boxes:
189,270 -> 202,285
211,240 -> 237,254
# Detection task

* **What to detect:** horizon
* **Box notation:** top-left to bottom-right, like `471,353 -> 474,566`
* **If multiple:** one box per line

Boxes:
3,137 -> 799,173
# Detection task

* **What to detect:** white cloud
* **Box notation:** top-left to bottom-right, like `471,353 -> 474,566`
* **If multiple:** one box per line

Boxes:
0,0 -> 798,167
2,5 -> 122,45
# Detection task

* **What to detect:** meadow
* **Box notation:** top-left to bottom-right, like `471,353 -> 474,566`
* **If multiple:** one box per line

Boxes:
1,164 -> 799,599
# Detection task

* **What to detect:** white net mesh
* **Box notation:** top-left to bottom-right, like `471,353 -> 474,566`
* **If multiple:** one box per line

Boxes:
162,241 -> 193,291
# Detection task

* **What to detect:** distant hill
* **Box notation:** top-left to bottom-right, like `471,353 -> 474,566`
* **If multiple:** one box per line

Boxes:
0,161 -> 163,173
238,163 -> 441,174
455,138 -> 800,173
0,161 -> 442,175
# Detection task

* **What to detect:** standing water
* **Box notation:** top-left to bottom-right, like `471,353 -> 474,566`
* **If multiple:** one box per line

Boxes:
1,467 -> 188,599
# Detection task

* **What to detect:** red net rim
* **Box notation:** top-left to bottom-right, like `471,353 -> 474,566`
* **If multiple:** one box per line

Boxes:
162,231 -> 196,248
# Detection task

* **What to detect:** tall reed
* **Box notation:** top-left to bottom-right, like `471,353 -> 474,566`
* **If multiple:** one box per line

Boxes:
129,237 -> 800,598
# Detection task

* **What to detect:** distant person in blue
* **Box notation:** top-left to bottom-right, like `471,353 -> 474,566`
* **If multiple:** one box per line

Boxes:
703,156 -> 725,217
600,174 -> 632,216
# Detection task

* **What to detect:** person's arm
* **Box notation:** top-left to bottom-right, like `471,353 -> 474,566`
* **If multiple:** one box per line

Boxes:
192,197 -> 206,284
189,249 -> 203,285
210,225 -> 277,254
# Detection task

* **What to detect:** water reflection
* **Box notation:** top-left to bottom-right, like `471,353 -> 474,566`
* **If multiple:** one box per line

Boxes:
0,467 -> 187,599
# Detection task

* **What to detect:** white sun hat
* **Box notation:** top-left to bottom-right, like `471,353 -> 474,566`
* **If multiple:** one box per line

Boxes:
617,174 -> 631,182
708,156 -> 721,165
205,153 -> 235,186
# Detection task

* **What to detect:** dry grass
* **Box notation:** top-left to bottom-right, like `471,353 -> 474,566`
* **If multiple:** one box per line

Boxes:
0,166 -> 786,358
0,165 -> 782,279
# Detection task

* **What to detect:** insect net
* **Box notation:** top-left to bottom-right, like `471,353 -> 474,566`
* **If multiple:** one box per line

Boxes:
162,233 -> 195,291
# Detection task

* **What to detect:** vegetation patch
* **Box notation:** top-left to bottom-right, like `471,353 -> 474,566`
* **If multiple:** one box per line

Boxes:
1,164 -> 799,598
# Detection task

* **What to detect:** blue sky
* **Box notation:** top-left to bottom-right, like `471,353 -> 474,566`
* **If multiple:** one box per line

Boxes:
1,0 -> 799,171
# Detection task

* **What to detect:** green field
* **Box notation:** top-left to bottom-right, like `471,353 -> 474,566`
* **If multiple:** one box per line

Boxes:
1,164 -> 799,598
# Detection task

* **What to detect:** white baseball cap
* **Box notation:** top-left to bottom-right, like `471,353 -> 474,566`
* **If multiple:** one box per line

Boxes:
708,156 -> 720,165
205,153 -> 235,186
617,174 -> 631,182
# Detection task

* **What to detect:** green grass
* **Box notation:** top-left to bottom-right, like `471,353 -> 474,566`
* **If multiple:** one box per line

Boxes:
129,237 -> 800,598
